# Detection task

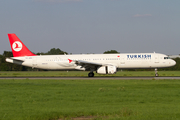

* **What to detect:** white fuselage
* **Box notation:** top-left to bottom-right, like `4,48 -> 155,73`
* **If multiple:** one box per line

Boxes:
6,53 -> 176,71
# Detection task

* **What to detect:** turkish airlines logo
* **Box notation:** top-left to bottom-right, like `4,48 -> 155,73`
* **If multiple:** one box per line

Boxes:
12,41 -> 22,52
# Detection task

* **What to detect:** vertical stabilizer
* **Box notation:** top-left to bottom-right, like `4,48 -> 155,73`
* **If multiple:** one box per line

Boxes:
8,34 -> 36,57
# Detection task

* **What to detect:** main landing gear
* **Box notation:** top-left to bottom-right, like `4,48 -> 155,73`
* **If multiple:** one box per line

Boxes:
155,68 -> 158,77
88,72 -> 94,77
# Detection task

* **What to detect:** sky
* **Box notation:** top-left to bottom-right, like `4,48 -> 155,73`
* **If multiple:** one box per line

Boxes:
0,0 -> 180,55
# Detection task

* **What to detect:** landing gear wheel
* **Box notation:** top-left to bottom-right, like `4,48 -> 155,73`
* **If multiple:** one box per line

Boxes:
88,72 -> 94,77
155,73 -> 159,77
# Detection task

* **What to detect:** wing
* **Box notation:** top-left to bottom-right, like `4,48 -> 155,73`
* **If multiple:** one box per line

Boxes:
72,59 -> 113,71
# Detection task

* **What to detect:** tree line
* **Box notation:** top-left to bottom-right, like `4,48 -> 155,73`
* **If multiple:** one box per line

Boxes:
0,49 -> 180,71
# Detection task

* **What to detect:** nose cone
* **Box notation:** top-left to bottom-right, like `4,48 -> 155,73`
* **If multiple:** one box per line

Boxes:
168,59 -> 176,67
172,60 -> 176,66
166,59 -> 176,67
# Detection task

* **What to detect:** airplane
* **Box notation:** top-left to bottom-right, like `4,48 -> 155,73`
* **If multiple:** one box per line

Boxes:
6,33 -> 176,77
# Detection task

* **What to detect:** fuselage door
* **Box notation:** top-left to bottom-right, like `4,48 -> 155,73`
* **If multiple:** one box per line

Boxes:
32,57 -> 38,68
154,54 -> 159,63
120,56 -> 125,65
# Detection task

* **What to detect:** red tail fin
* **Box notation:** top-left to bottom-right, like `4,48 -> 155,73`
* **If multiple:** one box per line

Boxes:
8,34 -> 36,57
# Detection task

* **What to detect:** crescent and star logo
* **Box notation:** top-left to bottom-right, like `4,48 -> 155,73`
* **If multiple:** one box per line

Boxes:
12,41 -> 22,52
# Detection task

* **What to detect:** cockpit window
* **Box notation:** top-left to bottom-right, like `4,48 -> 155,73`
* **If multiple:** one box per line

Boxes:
164,57 -> 170,59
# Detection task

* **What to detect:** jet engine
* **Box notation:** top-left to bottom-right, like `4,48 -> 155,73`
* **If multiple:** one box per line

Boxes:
96,66 -> 117,74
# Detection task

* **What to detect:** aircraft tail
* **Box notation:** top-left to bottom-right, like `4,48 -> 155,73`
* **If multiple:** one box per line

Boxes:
8,34 -> 36,57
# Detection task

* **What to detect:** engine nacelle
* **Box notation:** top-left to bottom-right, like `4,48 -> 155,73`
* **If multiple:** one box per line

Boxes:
96,66 -> 117,74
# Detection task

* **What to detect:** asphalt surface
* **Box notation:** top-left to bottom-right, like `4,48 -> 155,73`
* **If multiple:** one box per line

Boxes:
1,77 -> 180,80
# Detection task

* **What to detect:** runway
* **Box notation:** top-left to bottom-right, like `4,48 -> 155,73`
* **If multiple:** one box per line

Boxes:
1,77 -> 180,80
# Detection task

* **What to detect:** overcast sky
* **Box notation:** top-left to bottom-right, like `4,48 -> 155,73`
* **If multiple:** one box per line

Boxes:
0,0 -> 180,55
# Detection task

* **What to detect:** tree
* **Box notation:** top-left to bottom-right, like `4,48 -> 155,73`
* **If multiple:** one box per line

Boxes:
0,51 -> 24,71
103,50 -> 119,54
3,51 -> 13,57
47,48 -> 68,55
36,52 -> 47,55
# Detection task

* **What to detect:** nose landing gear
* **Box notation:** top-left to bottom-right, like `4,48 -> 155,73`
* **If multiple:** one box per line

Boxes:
155,68 -> 158,77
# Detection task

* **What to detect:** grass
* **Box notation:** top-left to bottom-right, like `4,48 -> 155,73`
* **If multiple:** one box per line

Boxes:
0,71 -> 180,77
0,79 -> 180,120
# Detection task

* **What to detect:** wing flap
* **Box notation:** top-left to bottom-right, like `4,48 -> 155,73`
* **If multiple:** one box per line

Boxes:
74,60 -> 102,71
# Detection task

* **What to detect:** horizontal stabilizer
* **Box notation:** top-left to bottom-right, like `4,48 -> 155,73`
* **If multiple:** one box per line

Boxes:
6,58 -> 24,65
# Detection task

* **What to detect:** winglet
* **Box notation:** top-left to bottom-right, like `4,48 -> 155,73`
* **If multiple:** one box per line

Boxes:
8,34 -> 36,57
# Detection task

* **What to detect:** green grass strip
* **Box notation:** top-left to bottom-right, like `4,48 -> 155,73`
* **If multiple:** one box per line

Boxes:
0,79 -> 180,120
0,71 -> 180,77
